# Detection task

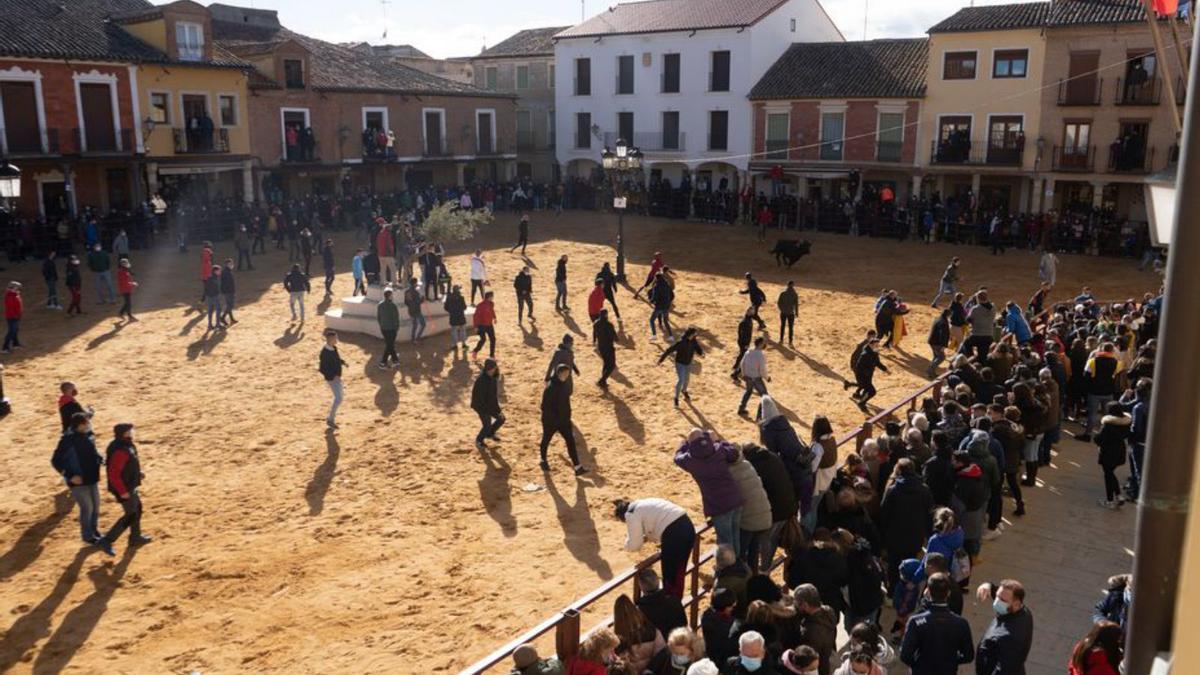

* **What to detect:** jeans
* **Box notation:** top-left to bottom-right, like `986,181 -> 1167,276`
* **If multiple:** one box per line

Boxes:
674,362 -> 691,401
410,313 -> 426,341
779,314 -> 795,343
741,526 -> 774,573
739,376 -> 768,413
929,345 -> 946,374
710,507 -> 743,555
237,248 -> 253,270
450,325 -> 467,345
69,483 -> 101,542
538,422 -> 579,466
222,294 -> 236,323
46,279 -> 58,306
1086,394 -> 1113,435
290,291 -> 306,321
932,281 -> 956,306
650,308 -> 672,337
517,293 -> 533,322
474,325 -> 496,357
102,490 -> 142,542
555,280 -> 568,310
326,378 -> 344,423
206,295 -> 223,327
1128,443 -> 1145,499
380,328 -> 398,364
96,271 -> 115,303
119,293 -> 133,319
353,277 -> 366,296
476,411 -> 505,443
1,317 -> 19,349
470,279 -> 485,304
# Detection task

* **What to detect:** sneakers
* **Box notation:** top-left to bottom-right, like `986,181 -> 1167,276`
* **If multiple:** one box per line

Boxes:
1097,498 -> 1119,509
983,528 -> 1003,541
574,465 -> 589,476
378,362 -> 390,370
539,461 -> 551,472
94,537 -> 115,556
130,535 -> 153,546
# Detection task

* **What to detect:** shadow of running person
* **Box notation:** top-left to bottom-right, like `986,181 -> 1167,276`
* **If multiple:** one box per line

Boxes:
85,321 -> 127,351
0,547 -> 90,671
0,491 -> 72,584
33,545 -> 138,674
316,292 -> 334,317
602,388 -> 645,445
273,324 -> 305,349
795,349 -> 849,384
544,471 -> 613,581
304,429 -> 341,516
520,321 -> 544,350
185,327 -> 227,361
560,310 -> 587,338
476,445 -> 517,537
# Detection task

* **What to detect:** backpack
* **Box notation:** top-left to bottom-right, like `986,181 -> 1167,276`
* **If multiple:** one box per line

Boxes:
951,547 -> 972,583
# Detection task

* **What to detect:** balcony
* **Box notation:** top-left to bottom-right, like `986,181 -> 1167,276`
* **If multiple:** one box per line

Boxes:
282,138 -> 319,163
419,137 -> 515,158
0,128 -> 59,157
516,130 -> 557,152
1115,77 -> 1161,105
764,139 -> 788,161
1108,143 -> 1155,174
173,127 -> 230,154
475,138 -> 515,156
73,128 -> 133,154
602,132 -> 686,152
930,138 -> 1025,166
1052,144 -> 1095,172
1057,77 -> 1102,106
875,140 -> 903,162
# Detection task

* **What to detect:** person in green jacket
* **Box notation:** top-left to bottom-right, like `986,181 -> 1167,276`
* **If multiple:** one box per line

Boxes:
377,288 -> 401,369
87,243 -> 115,304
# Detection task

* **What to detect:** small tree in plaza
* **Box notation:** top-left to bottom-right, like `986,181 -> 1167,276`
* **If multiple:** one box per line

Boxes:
418,202 -> 493,243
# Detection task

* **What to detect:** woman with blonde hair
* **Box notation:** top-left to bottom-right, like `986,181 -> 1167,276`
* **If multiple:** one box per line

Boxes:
612,594 -> 664,674
645,626 -> 705,674
568,627 -> 622,675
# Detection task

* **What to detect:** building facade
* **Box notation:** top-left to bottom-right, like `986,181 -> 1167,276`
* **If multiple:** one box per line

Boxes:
748,39 -> 927,202
209,3 -> 517,199
471,26 -> 569,183
553,0 -> 843,190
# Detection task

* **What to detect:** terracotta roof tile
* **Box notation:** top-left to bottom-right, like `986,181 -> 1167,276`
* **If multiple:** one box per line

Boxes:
750,38 -> 928,99
0,0 -> 167,62
556,0 -> 789,39
479,26 -> 570,57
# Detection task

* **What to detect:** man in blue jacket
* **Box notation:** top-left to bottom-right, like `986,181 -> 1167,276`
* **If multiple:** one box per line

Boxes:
50,412 -> 111,554
900,573 -> 974,674
975,579 -> 1033,674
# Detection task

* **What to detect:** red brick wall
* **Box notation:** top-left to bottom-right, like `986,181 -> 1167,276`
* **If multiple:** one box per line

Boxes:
790,101 -> 819,161
752,103 -> 765,155
844,101 -> 877,162
904,101 -> 920,164
0,59 -> 137,154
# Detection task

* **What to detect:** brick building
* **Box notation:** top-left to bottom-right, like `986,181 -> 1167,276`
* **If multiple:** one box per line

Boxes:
209,3 -> 517,199
748,38 -> 927,201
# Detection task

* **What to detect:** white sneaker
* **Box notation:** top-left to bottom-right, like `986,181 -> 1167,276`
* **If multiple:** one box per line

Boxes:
983,528 -> 1002,541
1097,498 -> 1118,509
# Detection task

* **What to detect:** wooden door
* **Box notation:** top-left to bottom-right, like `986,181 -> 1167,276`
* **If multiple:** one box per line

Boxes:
80,83 -> 116,151
1066,52 -> 1100,104
1,82 -> 39,152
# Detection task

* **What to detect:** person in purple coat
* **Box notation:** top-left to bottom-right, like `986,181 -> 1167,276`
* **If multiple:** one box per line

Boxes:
674,428 -> 744,555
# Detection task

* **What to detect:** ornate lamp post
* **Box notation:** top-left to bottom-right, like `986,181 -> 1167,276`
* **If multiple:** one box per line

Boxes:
600,138 -> 642,281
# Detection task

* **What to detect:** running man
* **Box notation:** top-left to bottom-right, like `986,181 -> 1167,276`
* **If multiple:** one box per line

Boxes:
931,257 -> 960,308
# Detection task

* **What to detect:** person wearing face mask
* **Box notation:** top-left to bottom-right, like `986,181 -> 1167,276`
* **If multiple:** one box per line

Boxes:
701,588 -> 739,667
831,650 -> 882,675
645,626 -> 704,674
974,579 -> 1033,674
899,572 -> 975,674
51,412 -> 108,553
722,631 -> 776,674
95,423 -> 152,554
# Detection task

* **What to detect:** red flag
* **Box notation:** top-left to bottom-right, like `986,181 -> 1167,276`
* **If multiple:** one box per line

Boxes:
1153,0 -> 1179,16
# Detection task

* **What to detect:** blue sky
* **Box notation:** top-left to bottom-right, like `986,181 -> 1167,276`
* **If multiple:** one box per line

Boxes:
200,0 -> 998,58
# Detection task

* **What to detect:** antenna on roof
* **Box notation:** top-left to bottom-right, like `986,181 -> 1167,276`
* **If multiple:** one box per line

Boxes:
380,0 -> 391,40
582,0 -> 586,21
863,0 -> 869,40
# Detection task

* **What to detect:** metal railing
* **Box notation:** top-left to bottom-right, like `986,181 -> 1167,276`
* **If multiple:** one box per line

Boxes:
73,127 -> 132,154
172,127 -> 230,154
1107,144 -> 1156,174
1052,144 -> 1095,172
0,127 -> 58,156
1057,77 -> 1102,106
1115,77 -> 1161,105
281,138 -> 320,163
460,374 -> 951,674
930,139 -> 1024,166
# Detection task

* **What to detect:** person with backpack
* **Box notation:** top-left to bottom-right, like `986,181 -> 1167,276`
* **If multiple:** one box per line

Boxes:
921,507 -> 968,586
471,358 -> 504,449
95,423 -> 152,553
51,412 -> 109,552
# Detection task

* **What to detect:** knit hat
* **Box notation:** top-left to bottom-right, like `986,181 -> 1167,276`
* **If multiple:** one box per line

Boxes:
512,644 -> 539,669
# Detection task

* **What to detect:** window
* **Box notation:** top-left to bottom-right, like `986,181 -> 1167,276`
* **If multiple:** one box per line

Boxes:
218,95 -> 237,126
0,81 -> 42,153
1121,52 -> 1159,104
790,18 -> 796,32
575,58 -> 591,95
575,112 -> 591,149
765,112 -> 788,159
943,51 -> 977,80
477,110 -> 494,153
485,66 -> 498,91
175,21 -> 204,61
423,109 -> 445,154
617,111 -> 634,142
662,111 -> 680,150
548,109 -> 556,148
516,65 -> 529,90
548,63 -> 555,88
993,49 -> 1028,78
987,115 -> 1024,164
876,111 -> 904,161
708,110 -> 728,150
283,59 -> 305,88
819,111 -> 844,160
1061,121 -> 1092,168
617,55 -> 634,94
516,110 -> 532,149
936,116 -> 972,162
149,92 -> 170,124
710,51 -> 731,91
662,53 -> 680,93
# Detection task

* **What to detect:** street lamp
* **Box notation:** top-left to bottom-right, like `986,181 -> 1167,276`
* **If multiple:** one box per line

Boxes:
1145,167 -> 1177,247
0,162 -> 20,201
600,138 -> 642,281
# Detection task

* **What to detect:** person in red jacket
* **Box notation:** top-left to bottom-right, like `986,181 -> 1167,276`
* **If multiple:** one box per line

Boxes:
2,281 -> 23,353
472,291 -> 497,358
567,628 -> 621,675
199,241 -> 213,302
116,259 -> 138,321
633,252 -> 665,300
588,278 -> 606,343
96,423 -> 152,552
1068,621 -> 1122,675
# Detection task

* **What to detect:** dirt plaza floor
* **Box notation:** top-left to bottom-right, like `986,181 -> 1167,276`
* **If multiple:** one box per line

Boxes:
0,211 -> 1156,672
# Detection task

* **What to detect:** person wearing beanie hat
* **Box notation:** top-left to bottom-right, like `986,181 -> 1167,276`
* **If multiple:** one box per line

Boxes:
509,643 -> 562,675
545,334 -> 580,392
96,423 -> 152,553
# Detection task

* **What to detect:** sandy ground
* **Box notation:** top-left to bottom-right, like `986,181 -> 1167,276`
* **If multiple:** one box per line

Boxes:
0,211 -> 1159,673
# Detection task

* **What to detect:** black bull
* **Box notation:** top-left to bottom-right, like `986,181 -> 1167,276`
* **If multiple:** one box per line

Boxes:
770,239 -> 812,268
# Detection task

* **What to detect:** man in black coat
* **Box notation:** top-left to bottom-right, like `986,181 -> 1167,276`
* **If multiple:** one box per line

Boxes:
634,568 -> 687,641
879,458 -> 934,592
220,259 -> 237,325
96,422 -> 152,552
51,412 -> 107,550
731,308 -> 755,382
742,443 -> 797,568
899,573 -> 975,674
514,266 -> 534,324
594,310 -> 617,388
851,338 -> 888,410
740,272 -> 767,330
539,364 -> 586,475
319,329 -> 347,429
975,580 -> 1033,675
471,359 -> 504,449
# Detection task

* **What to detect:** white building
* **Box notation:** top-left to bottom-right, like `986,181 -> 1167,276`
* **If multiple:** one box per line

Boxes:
553,0 -> 843,189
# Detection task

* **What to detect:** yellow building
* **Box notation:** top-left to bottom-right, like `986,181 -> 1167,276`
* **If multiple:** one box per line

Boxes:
918,4 -> 1049,214
111,0 -> 254,203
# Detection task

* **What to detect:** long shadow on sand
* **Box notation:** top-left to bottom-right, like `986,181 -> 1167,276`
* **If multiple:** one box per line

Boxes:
0,491 -> 72,584
545,471 -> 613,581
304,429 -> 341,516
0,548 -> 91,672
477,444 -> 516,537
